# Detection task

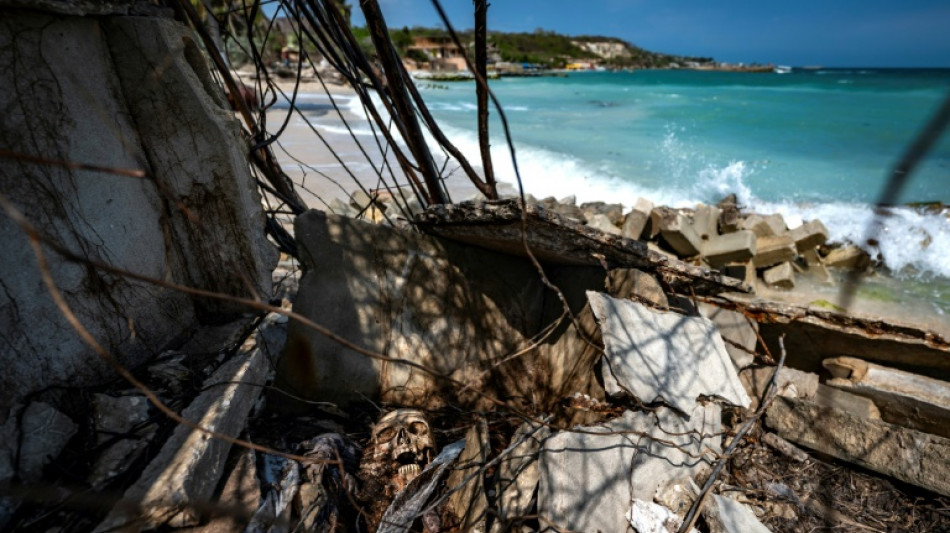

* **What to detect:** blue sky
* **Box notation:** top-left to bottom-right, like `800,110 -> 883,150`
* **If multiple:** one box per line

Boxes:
343,0 -> 950,67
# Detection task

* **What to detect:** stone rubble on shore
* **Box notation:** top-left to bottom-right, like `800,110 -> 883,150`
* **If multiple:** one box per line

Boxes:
344,189 -> 874,293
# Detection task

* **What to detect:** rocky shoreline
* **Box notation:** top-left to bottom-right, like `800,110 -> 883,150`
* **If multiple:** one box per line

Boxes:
337,189 -> 875,295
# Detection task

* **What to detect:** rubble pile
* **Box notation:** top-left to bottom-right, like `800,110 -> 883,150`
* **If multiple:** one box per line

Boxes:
2,210 -> 948,533
338,190 -> 875,292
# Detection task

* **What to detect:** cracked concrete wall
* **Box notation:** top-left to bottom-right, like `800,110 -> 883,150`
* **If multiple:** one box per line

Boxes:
0,9 -> 276,411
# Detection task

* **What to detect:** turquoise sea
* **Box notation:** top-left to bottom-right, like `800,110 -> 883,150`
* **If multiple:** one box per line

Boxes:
283,68 -> 950,320
412,69 -> 950,281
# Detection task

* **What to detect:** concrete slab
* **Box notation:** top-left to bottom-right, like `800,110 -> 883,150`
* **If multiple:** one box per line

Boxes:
628,499 -> 699,533
766,396 -> 950,498
589,292 -> 751,413
814,383 -> 881,420
753,235 -> 798,268
709,495 -> 772,533
538,405 -> 721,533
96,346 -> 267,531
587,213 -> 622,235
789,219 -> 829,252
825,356 -> 950,438
489,422 -> 551,533
698,303 -> 758,369
693,204 -> 722,240
703,230 -> 756,267
658,211 -> 703,257
824,245 -> 871,270
414,200 -> 749,295
622,197 -> 653,241
763,262 -> 795,289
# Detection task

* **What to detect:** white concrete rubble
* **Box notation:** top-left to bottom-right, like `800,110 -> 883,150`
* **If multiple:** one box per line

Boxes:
589,292 -> 751,413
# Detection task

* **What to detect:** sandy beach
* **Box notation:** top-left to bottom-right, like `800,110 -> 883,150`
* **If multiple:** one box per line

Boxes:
236,72 -> 485,209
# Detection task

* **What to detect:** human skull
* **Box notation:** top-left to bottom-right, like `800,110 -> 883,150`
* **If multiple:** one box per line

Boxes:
364,409 -> 436,489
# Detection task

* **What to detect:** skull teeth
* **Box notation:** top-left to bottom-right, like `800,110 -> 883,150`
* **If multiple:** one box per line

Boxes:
398,464 -> 421,479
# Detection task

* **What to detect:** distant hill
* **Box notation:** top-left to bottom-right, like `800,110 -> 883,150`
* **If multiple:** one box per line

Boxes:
377,27 -> 714,69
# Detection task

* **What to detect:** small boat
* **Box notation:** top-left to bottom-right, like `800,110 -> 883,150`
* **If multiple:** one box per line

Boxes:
774,65 -> 792,74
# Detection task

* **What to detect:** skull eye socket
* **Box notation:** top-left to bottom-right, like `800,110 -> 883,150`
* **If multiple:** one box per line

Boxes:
409,421 -> 428,435
376,427 -> 397,443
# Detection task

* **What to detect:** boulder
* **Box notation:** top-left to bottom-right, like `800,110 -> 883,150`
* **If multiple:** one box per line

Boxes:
0,13 -> 276,410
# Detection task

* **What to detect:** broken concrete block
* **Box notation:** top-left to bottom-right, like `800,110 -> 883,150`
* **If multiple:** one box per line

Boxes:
92,394 -> 150,444
763,261 -> 795,289
586,213 -> 622,236
589,292 -> 751,413
622,197 -> 653,240
538,405 -> 721,533
18,402 -> 78,482
654,208 -> 703,257
814,384 -> 881,420
581,201 -> 624,226
762,432 -> 811,463
801,248 -> 832,282
609,268 -> 670,308
698,302 -> 758,369
89,438 -> 151,490
708,494 -> 772,533
789,219 -> 829,252
654,479 -> 699,517
327,198 -> 357,217
764,213 -> 788,236
740,214 -> 775,237
740,366 -> 818,408
693,204 -> 722,240
647,241 -> 678,261
766,396 -> 950,498
188,448 -> 260,533
825,356 -> 950,438
752,235 -> 797,268
824,244 -> 871,270
489,422 -> 551,533
627,499 -> 699,533
718,195 -> 740,234
723,261 -> 757,287
96,346 -> 267,531
446,420 -> 489,532
703,230 -> 756,267
349,189 -> 385,212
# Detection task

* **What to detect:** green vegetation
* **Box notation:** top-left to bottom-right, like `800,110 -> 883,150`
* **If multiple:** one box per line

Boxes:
488,30 -> 598,66
343,25 -> 715,69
